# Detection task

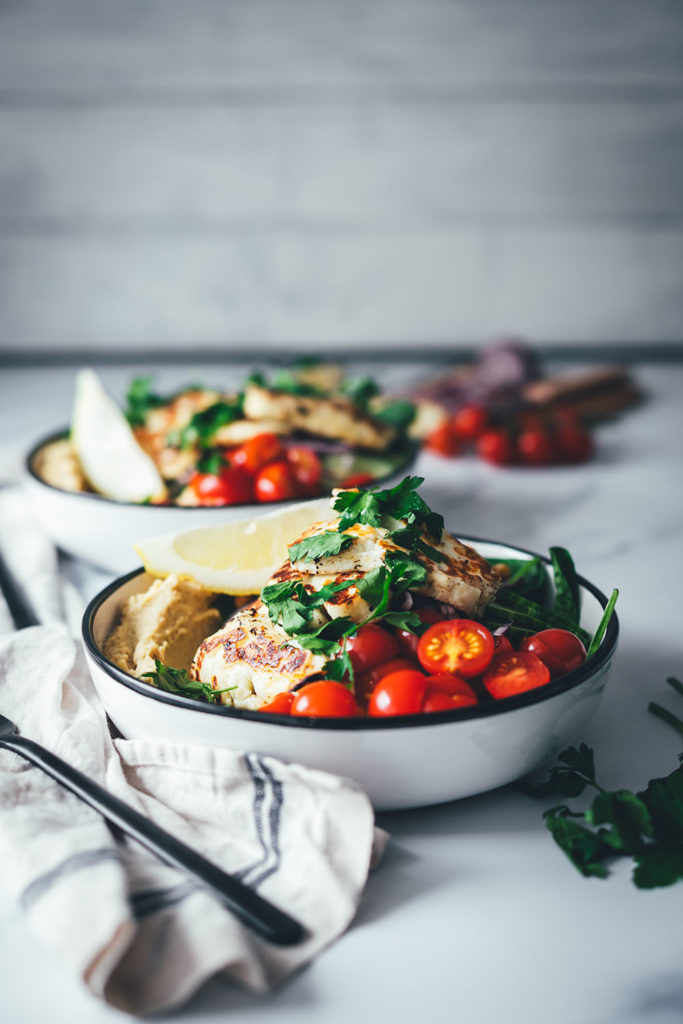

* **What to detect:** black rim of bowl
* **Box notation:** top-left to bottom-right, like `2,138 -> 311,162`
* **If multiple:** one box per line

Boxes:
26,428 -> 419,512
82,537 -> 619,732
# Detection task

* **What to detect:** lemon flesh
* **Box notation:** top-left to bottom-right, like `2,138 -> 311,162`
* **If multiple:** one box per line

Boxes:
71,369 -> 167,503
134,496 -> 335,594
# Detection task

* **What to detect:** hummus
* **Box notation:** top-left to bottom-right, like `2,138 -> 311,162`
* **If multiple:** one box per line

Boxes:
104,574 -> 222,678
34,439 -> 88,493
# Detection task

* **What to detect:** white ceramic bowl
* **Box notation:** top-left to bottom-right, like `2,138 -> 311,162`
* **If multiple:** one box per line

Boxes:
82,539 -> 619,811
25,429 -> 416,573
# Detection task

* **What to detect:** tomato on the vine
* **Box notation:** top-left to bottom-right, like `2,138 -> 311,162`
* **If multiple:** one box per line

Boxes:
189,466 -> 254,505
519,628 -> 586,678
483,650 -> 550,699
258,691 -> 295,714
231,432 -> 284,474
451,403 -> 489,440
368,670 -> 427,717
286,446 -> 323,491
254,460 -> 299,502
477,429 -> 515,466
417,619 -> 494,678
517,428 -> 557,467
426,421 -> 461,457
291,681 -> 357,717
346,624 -> 399,674
394,607 -> 442,659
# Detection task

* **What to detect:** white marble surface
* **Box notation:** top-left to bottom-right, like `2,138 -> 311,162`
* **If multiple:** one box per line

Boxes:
0,359 -> 682,1023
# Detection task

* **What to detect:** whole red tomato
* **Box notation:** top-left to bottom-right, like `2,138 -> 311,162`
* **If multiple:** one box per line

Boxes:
286,446 -> 323,492
254,460 -> 299,502
519,628 -> 586,678
291,681 -> 357,717
189,466 -> 254,505
517,428 -> 557,467
426,421 -> 461,457
451,403 -> 489,441
355,658 -> 421,706
231,432 -> 284,474
258,692 -> 295,714
346,624 -> 399,674
368,669 -> 428,717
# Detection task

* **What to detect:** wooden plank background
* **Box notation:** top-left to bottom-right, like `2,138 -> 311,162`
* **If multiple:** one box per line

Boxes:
0,0 -> 681,356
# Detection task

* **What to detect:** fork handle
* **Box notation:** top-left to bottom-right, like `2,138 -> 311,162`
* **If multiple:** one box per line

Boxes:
0,734 -> 306,946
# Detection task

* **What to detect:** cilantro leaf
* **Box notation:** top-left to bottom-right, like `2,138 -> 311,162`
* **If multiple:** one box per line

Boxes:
272,369 -> 325,397
176,400 -> 243,450
295,617 -> 356,655
633,845 -> 683,889
543,806 -> 612,878
340,376 -> 380,409
373,400 -> 416,430
382,610 -> 424,632
288,531 -> 353,564
334,489 -> 384,531
587,790 -> 654,853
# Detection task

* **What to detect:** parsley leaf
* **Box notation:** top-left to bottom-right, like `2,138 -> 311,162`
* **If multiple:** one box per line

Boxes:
373,400 -> 416,430
288,531 -> 353,564
340,376 -> 380,409
125,376 -> 165,427
176,400 -> 243,450
272,369 -> 325,397
141,660 -> 234,704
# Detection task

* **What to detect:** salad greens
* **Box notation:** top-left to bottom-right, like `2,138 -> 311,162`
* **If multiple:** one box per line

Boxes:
141,660 -> 235,704
520,677 -> 683,888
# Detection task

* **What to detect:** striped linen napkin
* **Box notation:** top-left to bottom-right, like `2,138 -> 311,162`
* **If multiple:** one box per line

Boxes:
0,487 -> 386,1014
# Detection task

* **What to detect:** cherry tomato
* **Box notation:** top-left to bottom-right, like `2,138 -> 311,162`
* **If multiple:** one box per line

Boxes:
189,466 -> 254,505
477,429 -> 515,466
339,472 -> 375,489
451,403 -> 489,440
422,688 -> 457,713
258,692 -> 295,714
346,624 -> 399,674
394,607 -> 442,659
355,658 -> 421,706
426,421 -> 462,457
556,426 -> 594,464
425,674 -> 478,705
517,428 -> 557,467
417,619 -> 495,678
254,460 -> 299,502
519,628 -> 586,679
493,634 -> 514,654
291,681 -> 357,717
368,670 -> 428,717
231,432 -> 285,474
286,446 -> 323,491
483,650 -> 550,699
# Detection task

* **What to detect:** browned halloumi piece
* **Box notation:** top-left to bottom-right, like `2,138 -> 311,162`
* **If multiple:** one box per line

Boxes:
242,384 -> 396,451
192,600 -> 326,709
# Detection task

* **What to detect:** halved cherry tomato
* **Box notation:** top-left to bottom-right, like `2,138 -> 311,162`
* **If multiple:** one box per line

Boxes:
426,421 -> 461,457
189,465 -> 254,505
368,670 -> 428,717
346,624 -> 399,674
477,429 -> 515,466
291,681 -> 357,717
258,692 -> 295,714
424,674 -> 478,705
451,403 -> 489,441
355,658 -> 421,706
254,460 -> 299,502
519,628 -> 586,679
339,472 -> 375,489
556,426 -> 594,464
286,446 -> 323,491
394,607 -> 442,659
417,619 -> 494,678
422,688 -> 457,713
483,650 -> 550,699
231,432 -> 285,474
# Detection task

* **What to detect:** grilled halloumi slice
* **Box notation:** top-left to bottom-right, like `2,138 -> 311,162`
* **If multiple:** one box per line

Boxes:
192,600 -> 327,709
243,383 -> 396,451
288,519 -> 500,616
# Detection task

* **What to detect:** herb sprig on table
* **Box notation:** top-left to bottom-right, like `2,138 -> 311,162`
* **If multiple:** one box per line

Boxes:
521,676 -> 683,888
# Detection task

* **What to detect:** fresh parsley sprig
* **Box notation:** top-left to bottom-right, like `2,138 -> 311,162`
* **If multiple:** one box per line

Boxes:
174,399 -> 243,450
141,660 -> 235,704
125,376 -> 166,427
521,677 -> 683,889
288,531 -> 353,564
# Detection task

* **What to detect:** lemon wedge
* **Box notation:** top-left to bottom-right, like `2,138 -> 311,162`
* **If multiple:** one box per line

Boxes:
134,496 -> 335,594
71,369 -> 167,503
